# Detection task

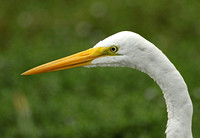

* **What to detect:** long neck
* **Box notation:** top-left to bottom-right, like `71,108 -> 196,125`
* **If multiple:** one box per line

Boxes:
132,45 -> 193,138
151,63 -> 193,138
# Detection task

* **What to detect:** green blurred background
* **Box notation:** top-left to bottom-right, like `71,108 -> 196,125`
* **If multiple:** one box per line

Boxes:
0,0 -> 200,137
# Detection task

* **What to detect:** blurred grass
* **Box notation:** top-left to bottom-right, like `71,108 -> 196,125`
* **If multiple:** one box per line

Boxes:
0,0 -> 200,137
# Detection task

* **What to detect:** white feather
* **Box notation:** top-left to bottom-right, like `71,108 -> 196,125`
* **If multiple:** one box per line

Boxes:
87,31 -> 193,138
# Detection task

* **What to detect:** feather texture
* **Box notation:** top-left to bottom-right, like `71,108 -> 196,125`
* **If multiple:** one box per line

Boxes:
88,31 -> 193,138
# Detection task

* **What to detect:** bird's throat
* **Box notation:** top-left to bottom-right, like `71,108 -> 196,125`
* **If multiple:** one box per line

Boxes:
130,45 -> 193,138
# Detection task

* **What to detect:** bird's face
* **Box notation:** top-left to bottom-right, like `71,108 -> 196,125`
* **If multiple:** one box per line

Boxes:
22,31 -> 146,75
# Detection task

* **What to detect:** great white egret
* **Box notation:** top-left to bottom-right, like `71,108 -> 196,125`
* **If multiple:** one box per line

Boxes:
22,31 -> 193,138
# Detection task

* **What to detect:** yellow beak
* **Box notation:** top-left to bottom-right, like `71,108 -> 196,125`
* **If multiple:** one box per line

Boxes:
22,47 -> 109,75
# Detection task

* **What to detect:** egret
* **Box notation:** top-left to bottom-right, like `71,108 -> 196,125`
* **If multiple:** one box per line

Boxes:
22,31 -> 193,138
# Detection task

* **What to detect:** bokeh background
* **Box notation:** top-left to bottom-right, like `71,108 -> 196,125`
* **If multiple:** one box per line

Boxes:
0,0 -> 200,137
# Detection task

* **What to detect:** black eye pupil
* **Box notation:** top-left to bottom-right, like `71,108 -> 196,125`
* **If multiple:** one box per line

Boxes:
111,47 -> 116,51
110,46 -> 118,53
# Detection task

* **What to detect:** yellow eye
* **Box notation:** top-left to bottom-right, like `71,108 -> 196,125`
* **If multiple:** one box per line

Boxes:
110,46 -> 119,53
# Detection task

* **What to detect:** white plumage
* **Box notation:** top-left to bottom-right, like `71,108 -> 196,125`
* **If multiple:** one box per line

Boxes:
22,31 -> 193,138
89,31 -> 193,138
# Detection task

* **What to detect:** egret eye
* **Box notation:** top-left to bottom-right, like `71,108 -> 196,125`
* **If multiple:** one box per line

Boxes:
110,46 -> 118,53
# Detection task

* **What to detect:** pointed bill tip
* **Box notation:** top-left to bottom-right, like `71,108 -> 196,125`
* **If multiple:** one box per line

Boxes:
21,71 -> 30,75
21,70 -> 36,75
21,72 -> 26,75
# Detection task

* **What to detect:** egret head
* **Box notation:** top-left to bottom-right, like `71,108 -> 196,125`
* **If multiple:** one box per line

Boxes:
89,31 -> 153,68
22,31 -> 152,75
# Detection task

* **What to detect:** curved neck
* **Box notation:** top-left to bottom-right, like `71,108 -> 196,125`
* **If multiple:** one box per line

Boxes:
152,65 -> 193,138
131,45 -> 193,138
